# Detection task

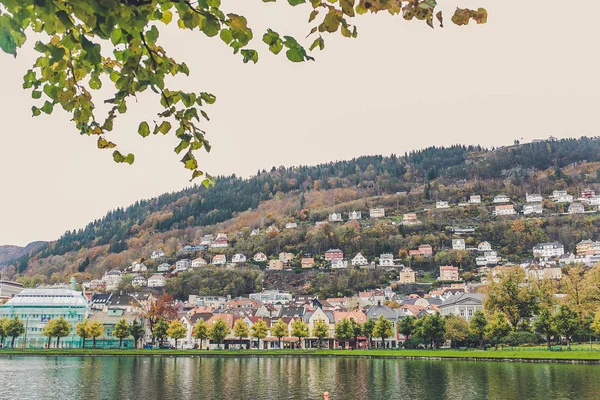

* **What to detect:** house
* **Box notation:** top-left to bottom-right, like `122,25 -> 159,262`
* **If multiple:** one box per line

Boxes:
543,266 -> 562,280
103,270 -> 123,291
285,222 -> 298,229
476,251 -> 498,266
175,259 -> 191,272
369,208 -> 385,218
191,257 -> 207,268
397,267 -> 416,284
494,204 -> 516,216
131,262 -> 147,273
552,190 -> 573,203
328,213 -> 343,222
436,201 -> 449,209
418,244 -> 433,256
151,250 -> 165,259
210,233 -> 230,248
253,252 -> 267,262
268,260 -> 284,270
278,252 -> 295,263
303,307 -> 334,340
402,213 -> 419,225
211,254 -> 227,265
581,189 -> 596,199
232,254 -> 247,263
576,240 -> 600,256
249,290 -> 293,304
180,245 -> 207,253
588,196 -> 600,206
315,221 -> 328,227
351,253 -> 369,266
250,229 -> 261,236
200,234 -> 214,245
148,274 -> 166,288
493,195 -> 510,203
379,253 -> 395,267
157,263 -> 171,273
523,203 -> 543,215
533,242 -> 565,258
526,193 -> 543,203
477,241 -> 492,252
568,202 -> 585,214
324,249 -> 344,261
438,293 -> 483,321
330,259 -> 348,269
132,275 -> 147,287
301,257 -> 315,269
438,266 -> 460,281
452,239 -> 465,251
348,211 -> 362,220
469,195 -> 481,204
365,302 -> 398,348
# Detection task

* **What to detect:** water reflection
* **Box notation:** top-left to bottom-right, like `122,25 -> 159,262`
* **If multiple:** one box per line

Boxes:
0,356 -> 598,400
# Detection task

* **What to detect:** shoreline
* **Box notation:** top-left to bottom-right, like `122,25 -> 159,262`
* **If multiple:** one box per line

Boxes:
1,349 -> 600,364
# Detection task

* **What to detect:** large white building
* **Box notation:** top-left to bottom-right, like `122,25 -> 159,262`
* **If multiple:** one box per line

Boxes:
436,201 -> 449,209
379,254 -> 394,267
552,190 -> 573,203
351,253 -> 369,266
349,211 -> 362,220
452,239 -> 466,250
370,208 -> 385,218
493,195 -> 510,203
533,242 -> 565,259
494,204 -> 516,216
525,193 -> 543,203
523,203 -> 543,215
175,259 -> 192,272
469,195 -> 481,204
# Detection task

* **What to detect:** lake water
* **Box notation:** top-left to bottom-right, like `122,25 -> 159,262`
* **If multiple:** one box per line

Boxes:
0,356 -> 598,400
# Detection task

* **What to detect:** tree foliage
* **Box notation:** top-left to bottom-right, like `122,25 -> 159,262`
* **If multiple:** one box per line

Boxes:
271,318 -> 288,349
4,316 -> 25,348
468,310 -> 487,349
372,315 -> 393,348
209,318 -> 230,347
290,319 -> 309,348
192,318 -> 210,349
114,318 -> 131,348
167,319 -> 187,348
312,319 -> 330,348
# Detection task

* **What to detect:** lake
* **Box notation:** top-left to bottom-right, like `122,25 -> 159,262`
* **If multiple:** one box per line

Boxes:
0,356 -> 598,400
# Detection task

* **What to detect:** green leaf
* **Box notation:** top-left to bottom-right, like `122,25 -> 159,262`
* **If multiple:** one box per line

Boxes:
288,0 -> 306,5
340,0 -> 355,17
31,106 -> 41,117
138,121 -> 150,137
40,101 -> 53,114
0,28 -> 17,57
98,137 -> 116,149
113,150 -> 126,163
263,29 -> 283,55
31,90 -> 42,99
125,153 -> 135,164
158,121 -> 171,134
161,10 -> 173,24
241,49 -> 258,63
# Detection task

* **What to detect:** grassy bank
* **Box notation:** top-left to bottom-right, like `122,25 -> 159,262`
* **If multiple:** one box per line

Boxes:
2,348 -> 600,362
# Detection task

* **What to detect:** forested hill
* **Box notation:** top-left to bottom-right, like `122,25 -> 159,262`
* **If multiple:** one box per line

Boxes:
7,136 -> 600,282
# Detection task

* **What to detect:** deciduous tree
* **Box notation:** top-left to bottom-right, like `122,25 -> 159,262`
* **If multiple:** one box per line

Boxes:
469,310 -> 488,349
76,319 -> 91,348
233,319 -> 250,350
250,319 -> 268,350
373,316 -> 393,349
167,320 -> 187,349
88,321 -> 105,348
130,320 -> 146,349
209,318 -> 230,349
193,319 -> 210,350
291,319 -> 309,349
486,312 -> 511,349
533,308 -> 557,350
312,319 -> 330,349
114,319 -> 131,348
271,319 -> 288,349
5,316 -> 26,348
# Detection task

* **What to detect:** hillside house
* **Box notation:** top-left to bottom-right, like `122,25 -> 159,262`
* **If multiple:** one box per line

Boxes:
211,255 -> 227,265
151,250 -> 165,259
132,275 -> 147,287
278,252 -> 294,263
369,208 -> 385,218
523,203 -> 543,215
493,195 -> 510,203
348,210 -> 362,220
379,254 -> 394,267
418,244 -> 433,256
301,257 -> 315,269
397,267 -> 416,284
533,242 -> 565,258
253,252 -> 267,262
552,190 -> 573,203
581,189 -> 596,199
148,274 -> 166,288
210,234 -> 229,248
452,239 -> 465,250
328,213 -> 343,222
476,251 -> 498,266
285,222 -> 297,229
436,201 -> 449,209
157,263 -> 171,273
469,195 -> 481,204
569,202 -> 585,214
330,259 -> 348,269
438,266 -> 460,281
477,241 -> 492,252
402,213 -> 419,225
175,259 -> 191,272
232,254 -> 247,263
351,253 -> 369,266
324,249 -> 344,261
191,257 -> 207,268
526,193 -> 543,203
494,204 -> 516,216
250,229 -> 260,236
268,260 -> 284,270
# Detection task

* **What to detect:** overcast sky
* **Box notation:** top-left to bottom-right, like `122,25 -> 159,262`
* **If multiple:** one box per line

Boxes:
0,0 -> 598,246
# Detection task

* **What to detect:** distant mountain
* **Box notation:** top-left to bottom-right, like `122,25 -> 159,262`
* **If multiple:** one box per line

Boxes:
0,241 -> 47,266
6,136 -> 600,291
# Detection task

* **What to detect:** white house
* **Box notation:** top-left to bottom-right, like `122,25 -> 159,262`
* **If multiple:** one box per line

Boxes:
526,193 -> 543,203
493,195 -> 511,203
330,259 -> 348,269
175,259 -> 191,272
523,203 -> 543,215
148,274 -> 166,288
589,196 -> 600,206
253,252 -> 267,262
370,208 -> 385,218
250,229 -> 260,236
351,253 -> 368,266
131,262 -> 148,273
157,263 -> 171,273
328,213 -> 343,222
103,270 -> 123,291
349,211 -> 362,220
151,250 -> 165,259
476,251 -> 498,266
285,222 -> 298,229
552,190 -> 573,203
439,293 -> 484,321
232,254 -> 247,263
469,195 -> 481,204
210,233 -> 230,248
477,241 -> 492,252
532,242 -> 565,259
494,204 -> 516,216
191,257 -> 207,268
212,254 -> 227,265
132,275 -> 148,287
436,201 -> 449,209
568,202 -> 585,214
379,253 -> 394,267
452,239 -> 466,250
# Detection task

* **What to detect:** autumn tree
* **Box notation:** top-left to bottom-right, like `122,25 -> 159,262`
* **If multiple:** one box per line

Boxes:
415,313 -> 446,349
88,321 -> 105,348
76,319 -> 91,348
445,315 -> 469,348
144,294 -> 178,343
312,319 -> 330,349
397,315 -> 417,341
373,316 -> 393,349
0,0 -> 487,181
485,312 -> 511,349
250,319 -> 268,350
52,317 -> 72,348
291,319 -> 309,350
193,319 -> 210,350
555,305 -> 579,350
154,318 -> 169,347
469,310 -> 488,349
0,317 -> 8,347
209,318 -> 230,349
167,320 -> 187,349
4,316 -> 25,348
114,319 -> 131,348
271,319 -> 288,349
362,319 -> 375,349
533,308 -> 557,350
334,318 -> 353,349
233,319 -> 250,350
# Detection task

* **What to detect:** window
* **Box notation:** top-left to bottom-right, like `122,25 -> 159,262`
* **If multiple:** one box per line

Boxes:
468,309 -> 473,317
460,309 -> 465,317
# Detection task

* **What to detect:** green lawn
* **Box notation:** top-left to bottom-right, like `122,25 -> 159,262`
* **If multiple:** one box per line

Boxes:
1,348 -> 600,361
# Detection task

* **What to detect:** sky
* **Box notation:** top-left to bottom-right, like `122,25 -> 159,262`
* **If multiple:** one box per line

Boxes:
0,0 -> 599,246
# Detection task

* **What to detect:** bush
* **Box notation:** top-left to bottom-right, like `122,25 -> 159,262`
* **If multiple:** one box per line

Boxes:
402,337 -> 425,349
502,332 -> 540,347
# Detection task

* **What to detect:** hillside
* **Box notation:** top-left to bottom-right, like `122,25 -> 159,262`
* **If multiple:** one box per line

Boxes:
5,137 -> 600,296
0,242 -> 47,266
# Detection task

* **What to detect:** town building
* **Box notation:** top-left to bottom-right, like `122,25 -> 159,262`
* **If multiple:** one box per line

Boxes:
552,190 -> 573,203
278,252 -> 295,264
210,233 -> 230,248
397,267 -> 416,284
0,286 -> 89,348
330,259 -> 348,269
532,242 -> 565,258
285,222 -> 298,229
328,213 -> 343,222
494,204 -> 516,216
418,244 -> 433,257
469,195 -> 481,204
249,290 -> 293,304
103,270 -> 123,291
452,239 -> 465,250
438,266 -> 460,281
151,250 -> 165,259
211,255 -> 227,265
253,252 -> 268,262
526,193 -> 543,203
436,201 -> 449,209
581,189 -> 596,199
369,208 -> 385,218
365,302 -> 398,348
402,213 -> 419,225
476,251 -> 498,266
268,260 -> 284,271
523,203 -> 543,215
231,254 -> 247,263
348,211 -> 362,220
568,202 -> 585,214
324,249 -> 344,261
175,259 -> 191,272
477,241 -> 492,252
351,253 -> 369,267
157,263 -> 171,273
379,254 -> 394,267
132,275 -> 147,287
438,293 -> 483,321
493,195 -> 510,203
191,257 -> 207,268
0,280 -> 24,300
301,257 -> 315,269
148,274 -> 166,288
